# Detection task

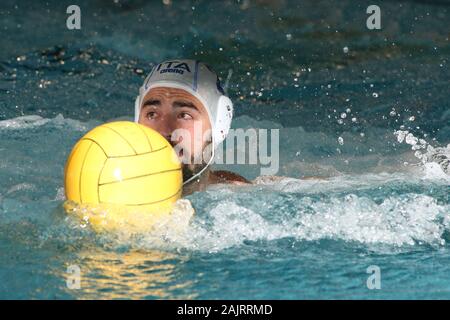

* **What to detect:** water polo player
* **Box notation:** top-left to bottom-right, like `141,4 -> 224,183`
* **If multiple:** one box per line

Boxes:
134,59 -> 250,194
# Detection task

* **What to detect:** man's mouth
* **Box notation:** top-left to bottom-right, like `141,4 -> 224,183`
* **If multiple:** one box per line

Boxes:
167,137 -> 186,159
169,141 -> 184,159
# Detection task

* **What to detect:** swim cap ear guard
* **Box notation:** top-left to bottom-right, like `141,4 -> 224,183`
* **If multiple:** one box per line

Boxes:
134,60 -> 234,185
211,95 -> 233,147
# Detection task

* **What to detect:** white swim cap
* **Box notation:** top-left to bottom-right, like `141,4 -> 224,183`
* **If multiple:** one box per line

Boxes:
134,59 -> 233,150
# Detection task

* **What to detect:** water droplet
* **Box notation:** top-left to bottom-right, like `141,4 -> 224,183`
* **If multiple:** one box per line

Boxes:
405,133 -> 418,145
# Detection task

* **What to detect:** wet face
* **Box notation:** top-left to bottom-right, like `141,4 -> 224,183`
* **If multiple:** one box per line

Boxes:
138,87 -> 212,180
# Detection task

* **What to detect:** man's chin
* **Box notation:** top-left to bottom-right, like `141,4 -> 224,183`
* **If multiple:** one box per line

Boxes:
182,163 -> 207,182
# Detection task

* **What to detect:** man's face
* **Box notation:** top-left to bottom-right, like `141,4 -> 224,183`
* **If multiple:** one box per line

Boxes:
138,87 -> 212,177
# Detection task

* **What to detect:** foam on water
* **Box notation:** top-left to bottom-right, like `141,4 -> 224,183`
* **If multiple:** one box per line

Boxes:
60,180 -> 449,254
135,195 -> 448,252
0,113 -> 94,132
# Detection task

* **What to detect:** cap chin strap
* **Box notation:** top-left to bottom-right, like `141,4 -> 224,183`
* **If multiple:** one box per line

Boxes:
134,94 -> 215,186
182,146 -> 215,186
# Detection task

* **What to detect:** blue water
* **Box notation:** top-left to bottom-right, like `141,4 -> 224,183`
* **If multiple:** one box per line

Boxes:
0,0 -> 449,299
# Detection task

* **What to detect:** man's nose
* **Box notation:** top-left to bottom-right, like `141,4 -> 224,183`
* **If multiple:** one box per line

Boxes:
158,117 -> 176,143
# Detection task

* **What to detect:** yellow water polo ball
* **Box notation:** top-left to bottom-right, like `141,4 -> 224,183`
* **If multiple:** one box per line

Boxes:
64,121 -> 183,216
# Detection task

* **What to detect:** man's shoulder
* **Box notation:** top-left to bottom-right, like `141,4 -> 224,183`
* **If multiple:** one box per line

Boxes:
210,170 -> 251,185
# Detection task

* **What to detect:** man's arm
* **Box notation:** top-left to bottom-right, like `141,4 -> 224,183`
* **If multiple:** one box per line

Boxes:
210,170 -> 251,185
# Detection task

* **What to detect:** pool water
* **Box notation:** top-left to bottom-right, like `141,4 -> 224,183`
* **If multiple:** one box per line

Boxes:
0,0 -> 449,299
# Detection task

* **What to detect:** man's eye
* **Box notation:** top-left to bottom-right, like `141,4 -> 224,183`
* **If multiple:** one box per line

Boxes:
146,111 -> 158,119
178,112 -> 193,120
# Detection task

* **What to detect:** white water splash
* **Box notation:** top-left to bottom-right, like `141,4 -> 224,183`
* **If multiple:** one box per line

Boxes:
394,130 -> 450,180
0,115 -> 50,129
132,193 -> 450,252
0,114 -> 92,131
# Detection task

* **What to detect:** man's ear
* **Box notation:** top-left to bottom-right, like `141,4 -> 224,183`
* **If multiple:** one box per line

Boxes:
213,96 -> 233,147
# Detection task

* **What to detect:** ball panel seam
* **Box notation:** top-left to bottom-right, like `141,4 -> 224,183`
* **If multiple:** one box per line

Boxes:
135,122 -> 153,152
98,168 -> 182,186
82,138 -> 108,157
101,125 -> 138,155
97,157 -> 108,204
